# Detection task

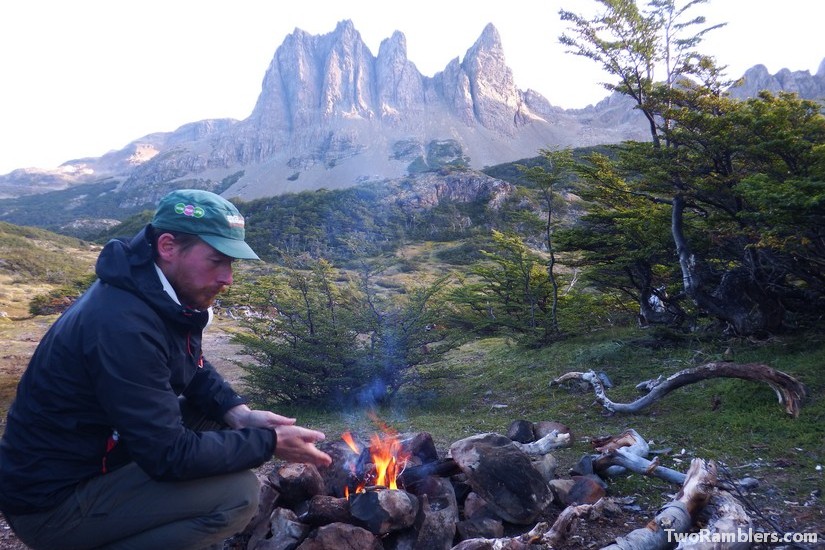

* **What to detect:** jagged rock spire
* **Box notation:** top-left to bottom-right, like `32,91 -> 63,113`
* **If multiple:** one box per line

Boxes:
250,20 -> 528,135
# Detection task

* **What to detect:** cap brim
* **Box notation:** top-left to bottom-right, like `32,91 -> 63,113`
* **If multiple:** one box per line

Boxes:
200,235 -> 260,260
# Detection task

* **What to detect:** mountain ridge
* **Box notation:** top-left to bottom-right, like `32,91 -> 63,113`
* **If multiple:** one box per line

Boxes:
0,20 -> 822,209
0,20 -> 648,202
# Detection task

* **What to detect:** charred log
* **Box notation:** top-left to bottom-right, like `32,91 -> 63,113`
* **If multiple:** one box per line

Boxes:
349,488 -> 418,535
397,457 -> 461,492
299,495 -> 352,526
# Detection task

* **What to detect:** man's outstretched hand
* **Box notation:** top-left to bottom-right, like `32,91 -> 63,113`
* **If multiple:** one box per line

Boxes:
273,425 -> 332,466
224,405 -> 332,466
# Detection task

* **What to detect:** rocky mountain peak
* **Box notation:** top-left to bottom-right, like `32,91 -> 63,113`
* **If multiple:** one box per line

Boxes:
376,31 -> 424,115
728,58 -> 825,100
2,20 -> 819,210
459,22 -> 523,134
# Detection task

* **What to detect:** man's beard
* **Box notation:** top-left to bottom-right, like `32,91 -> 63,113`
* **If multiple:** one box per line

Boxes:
180,288 -> 222,311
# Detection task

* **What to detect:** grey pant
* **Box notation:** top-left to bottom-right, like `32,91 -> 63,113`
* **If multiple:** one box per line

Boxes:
5,462 -> 260,550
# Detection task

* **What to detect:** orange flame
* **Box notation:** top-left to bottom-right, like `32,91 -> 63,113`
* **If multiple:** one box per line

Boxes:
341,414 -> 410,495
369,432 -> 405,489
341,431 -> 361,454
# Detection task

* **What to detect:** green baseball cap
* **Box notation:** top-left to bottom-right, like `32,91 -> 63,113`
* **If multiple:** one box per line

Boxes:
151,189 -> 260,260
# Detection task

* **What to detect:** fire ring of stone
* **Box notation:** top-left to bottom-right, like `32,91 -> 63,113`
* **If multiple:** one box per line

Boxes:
449,432 -> 554,525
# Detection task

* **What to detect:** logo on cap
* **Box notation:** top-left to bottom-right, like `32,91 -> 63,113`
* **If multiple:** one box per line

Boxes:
225,214 -> 245,228
174,202 -> 205,218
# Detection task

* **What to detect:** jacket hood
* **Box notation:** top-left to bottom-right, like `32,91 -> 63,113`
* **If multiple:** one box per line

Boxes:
95,225 -> 209,328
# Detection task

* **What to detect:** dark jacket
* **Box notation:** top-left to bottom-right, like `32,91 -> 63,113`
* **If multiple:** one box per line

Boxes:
0,226 -> 276,515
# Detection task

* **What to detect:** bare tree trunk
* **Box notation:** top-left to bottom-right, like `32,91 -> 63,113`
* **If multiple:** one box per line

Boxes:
672,195 -> 784,336
545,199 -> 560,335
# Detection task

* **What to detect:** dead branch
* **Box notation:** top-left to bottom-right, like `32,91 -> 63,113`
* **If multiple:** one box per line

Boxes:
598,447 -> 687,485
592,429 -> 648,455
585,430 -> 689,485
512,430 -> 572,455
602,459 -> 716,550
540,499 -> 608,547
551,362 -> 806,417
591,429 -> 650,478
453,500 -> 608,549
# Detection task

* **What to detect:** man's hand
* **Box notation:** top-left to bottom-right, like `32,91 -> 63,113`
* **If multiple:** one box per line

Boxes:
224,404 -> 332,467
274,425 -> 333,467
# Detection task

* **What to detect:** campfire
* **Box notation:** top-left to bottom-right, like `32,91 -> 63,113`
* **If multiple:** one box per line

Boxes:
237,414 -> 574,549
234,416 -> 751,550
341,414 -> 411,496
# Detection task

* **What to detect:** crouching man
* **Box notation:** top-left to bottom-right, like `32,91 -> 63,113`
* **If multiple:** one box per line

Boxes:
0,189 -> 331,549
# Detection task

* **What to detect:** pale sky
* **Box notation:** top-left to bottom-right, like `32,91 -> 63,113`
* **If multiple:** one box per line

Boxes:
0,0 -> 822,175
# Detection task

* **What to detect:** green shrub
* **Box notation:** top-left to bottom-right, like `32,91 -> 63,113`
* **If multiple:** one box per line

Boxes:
29,273 -> 97,316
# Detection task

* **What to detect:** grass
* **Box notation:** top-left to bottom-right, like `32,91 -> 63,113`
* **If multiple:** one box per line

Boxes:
274,327 -> 825,523
280,327 -> 825,454
0,221 -> 99,285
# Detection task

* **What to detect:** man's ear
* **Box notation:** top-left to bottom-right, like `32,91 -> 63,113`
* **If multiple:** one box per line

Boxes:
155,232 -> 178,262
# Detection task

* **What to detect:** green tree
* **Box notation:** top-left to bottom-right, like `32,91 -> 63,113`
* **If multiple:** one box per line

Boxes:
560,0 -> 725,146
452,230 -> 558,343
557,0 -> 825,335
230,259 -> 368,407
227,258 -> 456,408
518,149 -> 575,334
555,150 -> 687,326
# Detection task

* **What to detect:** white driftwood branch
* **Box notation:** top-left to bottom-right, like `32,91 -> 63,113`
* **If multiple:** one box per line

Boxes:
512,430 -> 571,455
602,459 -> 716,550
600,448 -> 687,485
551,362 -> 806,417
587,430 -> 687,484
591,429 -> 650,477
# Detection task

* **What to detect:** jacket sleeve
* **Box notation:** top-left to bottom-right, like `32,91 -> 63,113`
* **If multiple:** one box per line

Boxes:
89,300 -> 275,481
182,359 -> 248,422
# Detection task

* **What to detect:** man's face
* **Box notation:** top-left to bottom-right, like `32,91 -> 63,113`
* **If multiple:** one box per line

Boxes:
162,238 -> 235,310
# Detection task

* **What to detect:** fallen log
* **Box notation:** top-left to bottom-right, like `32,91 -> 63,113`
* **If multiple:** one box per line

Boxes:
602,458 -> 716,550
551,362 -> 806,417
683,490 -> 753,550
